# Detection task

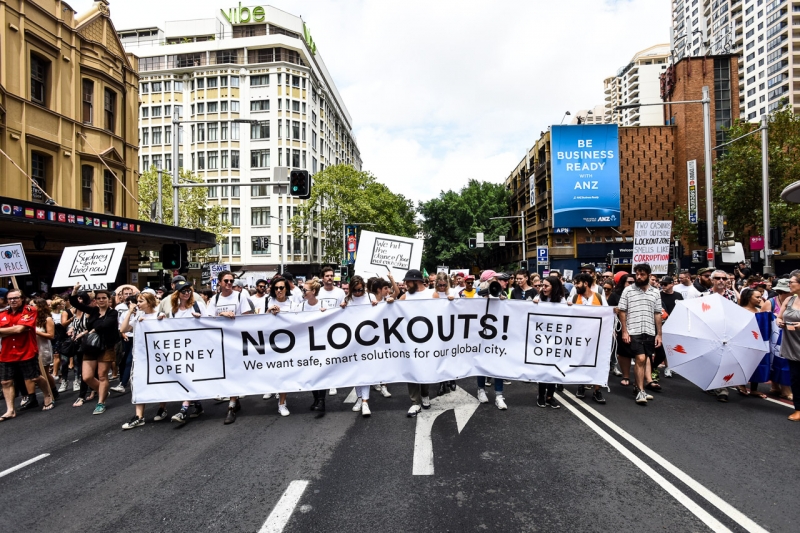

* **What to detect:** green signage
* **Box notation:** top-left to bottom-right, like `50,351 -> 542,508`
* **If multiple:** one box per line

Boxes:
219,4 -> 318,55
303,23 -> 317,55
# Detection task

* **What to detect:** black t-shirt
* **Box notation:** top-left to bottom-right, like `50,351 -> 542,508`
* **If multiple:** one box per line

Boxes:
660,291 -> 683,316
511,286 -> 537,300
607,292 -> 621,307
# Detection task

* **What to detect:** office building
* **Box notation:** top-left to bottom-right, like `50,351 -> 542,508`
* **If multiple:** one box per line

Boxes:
121,5 -> 362,277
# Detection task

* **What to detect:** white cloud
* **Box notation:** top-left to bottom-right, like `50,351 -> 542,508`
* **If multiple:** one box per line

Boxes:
74,0 -> 669,202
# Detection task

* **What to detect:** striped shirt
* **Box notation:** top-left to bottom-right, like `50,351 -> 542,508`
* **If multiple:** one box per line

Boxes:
618,284 -> 662,336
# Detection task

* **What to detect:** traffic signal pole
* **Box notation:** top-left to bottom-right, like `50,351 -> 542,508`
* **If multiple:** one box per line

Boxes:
761,115 -> 772,275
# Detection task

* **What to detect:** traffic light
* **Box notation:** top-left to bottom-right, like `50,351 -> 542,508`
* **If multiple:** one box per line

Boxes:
469,238 -> 476,249
160,243 -> 182,270
519,260 -> 528,270
290,170 -> 311,199
346,263 -> 354,281
676,241 -> 685,258
179,243 -> 189,270
769,227 -> 783,249
697,220 -> 708,246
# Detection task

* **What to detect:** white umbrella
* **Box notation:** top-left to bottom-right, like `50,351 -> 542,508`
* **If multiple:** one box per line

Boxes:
662,294 -> 769,390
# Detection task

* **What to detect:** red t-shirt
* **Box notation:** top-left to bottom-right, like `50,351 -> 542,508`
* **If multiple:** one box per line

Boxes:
0,306 -> 39,362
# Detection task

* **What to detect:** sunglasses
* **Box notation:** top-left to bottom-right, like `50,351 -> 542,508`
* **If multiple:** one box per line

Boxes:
465,281 -> 474,284
352,287 -> 365,293
712,277 -> 727,281
179,289 -> 192,294
626,280 -> 635,284
257,285 -> 266,289
221,279 -> 234,284
274,286 -> 286,291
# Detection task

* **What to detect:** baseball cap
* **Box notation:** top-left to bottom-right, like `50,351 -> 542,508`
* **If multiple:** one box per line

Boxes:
142,287 -> 157,295
480,270 -> 497,282
0,288 -> 8,298
464,275 -> 475,281
774,278 -> 791,293
283,272 -> 294,282
660,276 -> 674,285
697,267 -> 713,276
496,272 -> 510,281
174,280 -> 193,292
172,275 -> 186,283
233,279 -> 246,288
580,263 -> 594,270
403,269 -> 424,282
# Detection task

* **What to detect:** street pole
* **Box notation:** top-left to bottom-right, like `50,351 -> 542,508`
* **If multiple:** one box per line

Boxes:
342,221 -> 346,267
172,110 -> 180,226
521,212 -> 527,268
157,171 -> 163,224
761,115 -> 772,275
701,86 -> 715,268
280,217 -> 284,275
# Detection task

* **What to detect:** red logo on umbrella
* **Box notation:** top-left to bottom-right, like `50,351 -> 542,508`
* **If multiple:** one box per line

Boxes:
672,345 -> 687,354
723,373 -> 734,382
751,331 -> 759,339
702,302 -> 711,312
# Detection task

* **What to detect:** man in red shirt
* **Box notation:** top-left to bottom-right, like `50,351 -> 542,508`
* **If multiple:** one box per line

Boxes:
0,289 -> 53,420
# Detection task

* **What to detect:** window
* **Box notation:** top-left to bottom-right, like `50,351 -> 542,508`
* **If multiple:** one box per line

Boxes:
208,102 -> 218,113
252,236 -> 270,255
292,121 -> 300,140
197,152 -> 205,170
196,78 -> 205,89
152,126 -> 162,144
197,123 -> 205,142
152,106 -> 162,117
141,155 -> 149,172
103,170 -> 115,214
312,130 -> 317,149
231,101 -> 240,112
292,149 -> 300,168
221,122 -> 228,140
251,178 -> 270,197
208,151 -> 218,170
165,154 -> 172,171
252,207 -> 271,226
104,89 -> 117,133
251,75 -> 269,86
278,119 -> 282,138
81,165 -> 93,210
251,99 -> 270,111
141,82 -> 149,94
221,76 -> 228,87
251,121 -> 270,139
231,208 -> 240,227
165,126 -> 172,144
152,154 -> 162,170
175,105 -> 183,119
221,101 -> 229,112
278,99 -> 282,110
232,237 -> 241,256
231,123 -> 240,140
231,150 -> 240,169
164,81 -> 171,91
82,79 -> 94,124
152,81 -> 162,92
197,102 -> 205,114
251,149 -> 270,168
142,107 -> 149,118
292,75 -> 300,87
285,120 -> 290,138
278,147 -> 283,166
207,77 -> 218,88
221,150 -> 229,169
175,81 -> 184,92
208,122 -> 218,141
230,76 -> 240,88
141,127 -> 149,146
30,54 -> 49,105
292,100 -> 300,112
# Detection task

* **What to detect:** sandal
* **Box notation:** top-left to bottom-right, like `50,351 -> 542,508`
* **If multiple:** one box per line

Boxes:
72,398 -> 85,407
750,391 -> 767,399
42,399 -> 55,411
0,414 -> 15,422
620,378 -> 631,387
645,381 -> 662,392
737,386 -> 750,396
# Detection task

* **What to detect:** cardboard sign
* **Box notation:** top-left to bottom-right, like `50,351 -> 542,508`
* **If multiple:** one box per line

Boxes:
0,243 -> 30,276
52,242 -> 127,288
354,231 -> 423,281
632,221 -> 672,275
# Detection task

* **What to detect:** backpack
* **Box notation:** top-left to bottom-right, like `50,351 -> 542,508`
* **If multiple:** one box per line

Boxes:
214,291 -> 254,314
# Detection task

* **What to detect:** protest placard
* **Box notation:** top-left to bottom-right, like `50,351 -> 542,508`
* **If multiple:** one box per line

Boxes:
52,242 -> 127,288
353,231 -> 423,280
0,243 -> 30,276
632,221 -> 672,275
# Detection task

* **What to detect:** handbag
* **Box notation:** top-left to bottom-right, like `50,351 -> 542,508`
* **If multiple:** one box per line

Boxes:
81,331 -> 104,355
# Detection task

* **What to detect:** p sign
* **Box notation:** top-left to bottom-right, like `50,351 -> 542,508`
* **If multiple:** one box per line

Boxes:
537,246 -> 549,264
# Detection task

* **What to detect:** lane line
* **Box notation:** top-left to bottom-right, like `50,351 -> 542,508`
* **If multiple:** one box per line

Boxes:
560,390 -> 769,533
259,480 -> 309,533
555,394 -> 731,533
0,454 -> 49,479
763,396 -> 792,409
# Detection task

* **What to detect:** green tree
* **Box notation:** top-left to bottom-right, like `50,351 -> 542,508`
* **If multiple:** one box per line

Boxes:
137,167 -> 231,260
714,108 -> 800,245
417,179 -> 511,271
290,165 -> 418,264
671,204 -> 698,245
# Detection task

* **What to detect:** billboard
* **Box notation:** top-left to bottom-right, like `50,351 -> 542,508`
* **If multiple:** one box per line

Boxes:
551,124 -> 621,228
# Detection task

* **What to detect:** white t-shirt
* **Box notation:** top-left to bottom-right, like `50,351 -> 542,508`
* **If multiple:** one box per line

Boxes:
674,283 -> 702,299
289,286 -> 304,305
346,293 -> 376,306
267,297 -> 294,312
251,294 -> 269,314
163,299 -> 207,318
404,288 -> 434,300
574,293 -> 607,306
569,285 -> 608,305
206,291 -> 253,316
292,299 -> 322,312
318,286 -> 346,310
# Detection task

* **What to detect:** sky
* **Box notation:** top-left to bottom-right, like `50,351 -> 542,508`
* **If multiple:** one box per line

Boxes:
71,0 -> 670,204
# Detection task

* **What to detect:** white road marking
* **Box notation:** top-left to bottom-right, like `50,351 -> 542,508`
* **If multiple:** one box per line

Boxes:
0,453 -> 49,479
259,480 -> 309,533
763,396 -> 792,409
413,386 -> 479,475
560,390 -> 769,533
343,388 -> 357,403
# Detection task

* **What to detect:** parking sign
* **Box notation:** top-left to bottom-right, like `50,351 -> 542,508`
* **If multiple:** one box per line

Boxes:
537,246 -> 548,264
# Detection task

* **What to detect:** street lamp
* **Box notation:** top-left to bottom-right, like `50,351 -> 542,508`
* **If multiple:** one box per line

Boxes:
490,214 -> 526,266
342,222 -> 375,266
267,215 -> 284,275
560,111 -> 571,124
616,86 -> 715,268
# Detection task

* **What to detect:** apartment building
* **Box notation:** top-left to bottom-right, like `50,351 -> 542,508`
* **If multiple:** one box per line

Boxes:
120,5 -> 361,275
567,105 -> 607,125
602,44 -> 671,126
670,0 -> 794,121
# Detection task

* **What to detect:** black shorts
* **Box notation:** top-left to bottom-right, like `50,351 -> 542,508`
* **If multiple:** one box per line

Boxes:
0,358 -> 41,382
629,334 -> 656,358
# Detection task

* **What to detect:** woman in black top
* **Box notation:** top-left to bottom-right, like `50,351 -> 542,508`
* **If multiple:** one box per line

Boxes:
533,276 -> 571,409
69,283 -> 119,415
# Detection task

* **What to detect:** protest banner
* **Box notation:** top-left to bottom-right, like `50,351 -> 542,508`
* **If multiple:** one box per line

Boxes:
52,242 -> 127,288
354,231 -> 423,281
632,221 -> 672,274
132,299 -> 615,403
0,243 -> 30,276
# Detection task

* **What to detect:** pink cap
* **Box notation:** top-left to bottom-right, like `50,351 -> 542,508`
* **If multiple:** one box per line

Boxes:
480,270 -> 497,282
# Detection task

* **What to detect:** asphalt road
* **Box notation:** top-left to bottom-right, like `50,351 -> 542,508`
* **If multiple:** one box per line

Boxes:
1,374 -> 797,533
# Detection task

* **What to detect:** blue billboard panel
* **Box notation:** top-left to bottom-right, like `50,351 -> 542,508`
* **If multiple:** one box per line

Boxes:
550,124 -> 621,228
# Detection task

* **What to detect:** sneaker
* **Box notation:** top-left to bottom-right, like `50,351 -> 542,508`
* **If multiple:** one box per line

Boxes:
503,380 -> 512,385
361,402 -> 371,417
122,416 -> 144,430
215,396 -> 230,402
372,385 -> 382,392
635,390 -> 648,405
477,388 -> 489,403
224,407 -> 236,425
328,388 -> 337,395
612,364 -> 623,376
110,384 -> 126,394
593,389 -> 606,404
407,404 -> 421,417
190,404 -> 204,418
379,385 -> 392,398
495,395 -> 508,410
537,397 -> 547,408
664,368 -> 673,378
421,396 -> 431,409
92,403 -> 106,415
352,398 -> 363,412
646,392 -> 654,400
171,411 -> 188,424
546,397 -> 561,409
278,404 -> 290,417
485,378 -> 493,385
73,379 -> 81,392
263,393 -> 274,400
555,384 -> 564,392
154,407 -> 168,421
57,381 -> 68,393
576,385 -> 586,398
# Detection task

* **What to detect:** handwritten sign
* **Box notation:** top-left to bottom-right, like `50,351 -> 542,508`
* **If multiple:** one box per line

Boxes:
52,242 -> 127,288
0,243 -> 30,276
354,231 -> 423,281
632,221 -> 672,275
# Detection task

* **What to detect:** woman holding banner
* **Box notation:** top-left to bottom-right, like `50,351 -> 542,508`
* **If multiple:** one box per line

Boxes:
264,276 -> 294,410
341,276 -> 378,417
292,277 -> 329,415
532,276 -> 573,409
120,292 -> 167,429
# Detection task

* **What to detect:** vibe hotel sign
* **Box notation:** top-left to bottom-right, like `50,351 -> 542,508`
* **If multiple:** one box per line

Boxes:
221,3 -> 317,54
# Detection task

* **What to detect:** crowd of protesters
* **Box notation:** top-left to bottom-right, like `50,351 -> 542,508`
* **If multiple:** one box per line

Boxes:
1,259 -> 798,426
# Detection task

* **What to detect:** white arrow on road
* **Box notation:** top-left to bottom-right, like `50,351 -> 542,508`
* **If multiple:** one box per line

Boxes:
412,386 -> 480,476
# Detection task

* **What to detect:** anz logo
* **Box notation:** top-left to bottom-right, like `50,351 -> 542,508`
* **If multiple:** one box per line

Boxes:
597,217 -> 611,222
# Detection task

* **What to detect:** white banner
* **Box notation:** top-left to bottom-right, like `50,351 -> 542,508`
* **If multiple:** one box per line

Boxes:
52,242 -> 127,288
132,299 -> 615,403
632,221 -> 672,275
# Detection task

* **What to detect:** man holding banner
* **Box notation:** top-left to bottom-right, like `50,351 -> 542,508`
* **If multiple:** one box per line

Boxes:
399,269 -> 434,417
